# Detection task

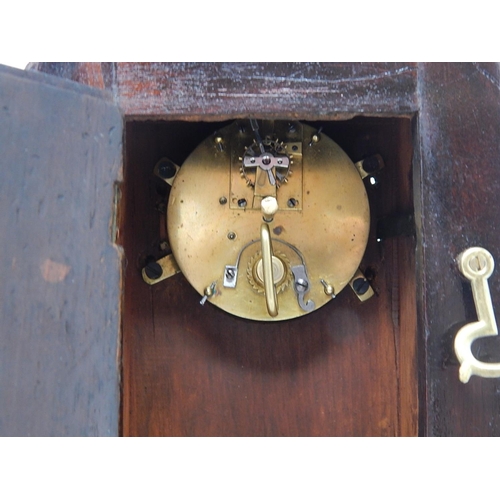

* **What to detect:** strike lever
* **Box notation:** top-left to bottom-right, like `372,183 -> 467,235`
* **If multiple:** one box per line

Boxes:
260,197 -> 279,317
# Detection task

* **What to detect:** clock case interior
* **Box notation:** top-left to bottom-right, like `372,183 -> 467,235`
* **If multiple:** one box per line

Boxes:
120,115 -> 418,436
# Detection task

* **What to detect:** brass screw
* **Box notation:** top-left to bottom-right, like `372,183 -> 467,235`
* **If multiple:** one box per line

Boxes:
321,279 -> 336,297
309,127 -> 323,146
215,136 -> 224,151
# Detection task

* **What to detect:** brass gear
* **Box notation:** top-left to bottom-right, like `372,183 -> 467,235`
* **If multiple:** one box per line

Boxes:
246,250 -> 292,295
240,137 -> 291,188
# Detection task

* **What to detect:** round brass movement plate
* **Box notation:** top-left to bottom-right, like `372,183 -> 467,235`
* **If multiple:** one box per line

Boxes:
167,120 -> 370,321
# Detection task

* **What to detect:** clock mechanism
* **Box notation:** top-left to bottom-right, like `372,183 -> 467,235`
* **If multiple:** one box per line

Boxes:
143,119 -> 379,321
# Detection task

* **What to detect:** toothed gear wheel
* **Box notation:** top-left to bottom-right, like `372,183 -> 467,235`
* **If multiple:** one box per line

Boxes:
246,250 -> 292,295
240,137 -> 291,188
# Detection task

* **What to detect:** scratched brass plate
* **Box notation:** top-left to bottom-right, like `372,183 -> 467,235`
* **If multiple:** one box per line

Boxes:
167,120 -> 370,321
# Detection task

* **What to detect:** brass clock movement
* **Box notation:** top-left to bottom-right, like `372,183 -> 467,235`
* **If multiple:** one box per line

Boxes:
143,120 -> 378,321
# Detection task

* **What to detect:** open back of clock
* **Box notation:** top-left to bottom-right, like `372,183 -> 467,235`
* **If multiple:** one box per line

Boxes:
167,120 -> 371,321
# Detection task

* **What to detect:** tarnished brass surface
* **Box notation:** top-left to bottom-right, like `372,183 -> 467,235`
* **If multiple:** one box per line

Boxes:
349,268 -> 375,302
231,122 -> 302,212
255,255 -> 286,287
154,157 -> 180,186
142,254 -> 181,285
167,120 -> 370,321
260,222 -> 278,317
354,154 -> 384,180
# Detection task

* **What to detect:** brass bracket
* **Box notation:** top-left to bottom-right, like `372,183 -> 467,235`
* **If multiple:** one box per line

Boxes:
354,154 -> 385,180
349,269 -> 375,302
142,254 -> 181,285
154,157 -> 180,186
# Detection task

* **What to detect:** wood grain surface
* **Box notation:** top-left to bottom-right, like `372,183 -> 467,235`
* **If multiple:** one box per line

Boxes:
31,62 -> 418,120
418,63 -> 500,436
0,64 -> 123,436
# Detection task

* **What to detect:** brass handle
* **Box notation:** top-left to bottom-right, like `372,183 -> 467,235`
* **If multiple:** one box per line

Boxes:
260,222 -> 278,317
454,247 -> 500,383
